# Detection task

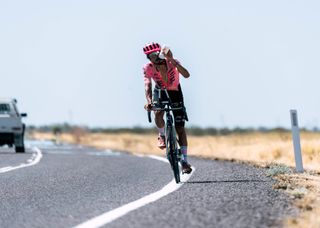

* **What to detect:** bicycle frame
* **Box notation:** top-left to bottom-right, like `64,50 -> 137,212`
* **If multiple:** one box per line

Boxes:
147,88 -> 182,183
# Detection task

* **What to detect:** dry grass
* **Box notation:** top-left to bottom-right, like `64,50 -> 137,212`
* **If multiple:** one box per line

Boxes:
28,131 -> 320,227
276,173 -> 320,228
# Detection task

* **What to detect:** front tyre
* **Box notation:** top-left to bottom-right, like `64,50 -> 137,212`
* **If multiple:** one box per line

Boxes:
171,150 -> 180,183
166,126 -> 180,184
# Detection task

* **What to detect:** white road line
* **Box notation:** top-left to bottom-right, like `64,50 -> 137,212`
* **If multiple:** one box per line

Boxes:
0,147 -> 43,174
74,155 -> 195,228
148,155 -> 169,163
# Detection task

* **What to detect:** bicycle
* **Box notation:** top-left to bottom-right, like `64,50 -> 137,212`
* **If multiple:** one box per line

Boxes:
147,88 -> 186,184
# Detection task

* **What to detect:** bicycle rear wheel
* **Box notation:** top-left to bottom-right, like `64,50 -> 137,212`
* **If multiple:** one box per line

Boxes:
166,126 -> 180,184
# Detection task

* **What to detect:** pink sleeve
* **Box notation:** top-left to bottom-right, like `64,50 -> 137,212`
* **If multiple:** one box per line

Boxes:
143,64 -> 152,103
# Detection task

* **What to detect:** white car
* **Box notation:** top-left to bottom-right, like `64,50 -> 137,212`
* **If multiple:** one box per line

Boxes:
0,98 -> 27,153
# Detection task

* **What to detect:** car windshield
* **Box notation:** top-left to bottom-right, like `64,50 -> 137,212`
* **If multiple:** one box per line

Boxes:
0,103 -> 11,114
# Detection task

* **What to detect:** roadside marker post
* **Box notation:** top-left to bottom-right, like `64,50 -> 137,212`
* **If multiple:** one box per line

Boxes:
290,110 -> 304,173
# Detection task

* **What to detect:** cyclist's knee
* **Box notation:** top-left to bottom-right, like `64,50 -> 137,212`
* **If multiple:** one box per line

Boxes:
154,112 -> 165,128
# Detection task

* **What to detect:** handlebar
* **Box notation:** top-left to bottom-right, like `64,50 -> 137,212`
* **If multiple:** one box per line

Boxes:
148,111 -> 152,123
148,104 -> 183,111
146,88 -> 184,123
146,104 -> 183,123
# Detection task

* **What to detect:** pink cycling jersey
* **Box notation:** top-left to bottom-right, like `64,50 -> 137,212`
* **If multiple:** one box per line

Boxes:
143,59 -> 181,91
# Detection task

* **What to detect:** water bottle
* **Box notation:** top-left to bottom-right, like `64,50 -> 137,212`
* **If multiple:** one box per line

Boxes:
158,45 -> 170,59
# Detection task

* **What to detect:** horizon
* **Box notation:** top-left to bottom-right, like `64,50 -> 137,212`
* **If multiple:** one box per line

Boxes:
27,122 -> 320,132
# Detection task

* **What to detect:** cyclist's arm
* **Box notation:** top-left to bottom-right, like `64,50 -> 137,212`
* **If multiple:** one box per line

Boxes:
166,57 -> 190,78
145,81 -> 152,104
144,72 -> 152,104
173,60 -> 190,78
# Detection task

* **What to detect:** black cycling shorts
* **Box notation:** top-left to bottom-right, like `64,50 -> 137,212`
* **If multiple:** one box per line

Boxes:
153,84 -> 188,127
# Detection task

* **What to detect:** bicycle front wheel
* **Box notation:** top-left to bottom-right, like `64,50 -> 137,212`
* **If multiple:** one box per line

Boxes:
166,126 -> 180,184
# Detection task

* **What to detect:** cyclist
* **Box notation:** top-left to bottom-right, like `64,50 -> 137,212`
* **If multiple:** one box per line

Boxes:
143,42 -> 192,174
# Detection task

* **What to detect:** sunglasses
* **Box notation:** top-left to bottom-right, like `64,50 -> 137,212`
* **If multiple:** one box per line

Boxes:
148,52 -> 160,59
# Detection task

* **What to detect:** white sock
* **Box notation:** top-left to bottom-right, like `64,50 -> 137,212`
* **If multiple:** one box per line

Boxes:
181,146 -> 188,163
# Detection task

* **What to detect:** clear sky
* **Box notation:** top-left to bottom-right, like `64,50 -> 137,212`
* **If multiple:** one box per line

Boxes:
1,0 -> 319,128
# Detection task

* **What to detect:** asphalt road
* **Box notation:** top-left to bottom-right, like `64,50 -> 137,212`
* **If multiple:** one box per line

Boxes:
0,141 -> 297,228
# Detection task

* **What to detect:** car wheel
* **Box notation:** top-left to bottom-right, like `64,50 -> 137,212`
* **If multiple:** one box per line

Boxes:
15,146 -> 25,153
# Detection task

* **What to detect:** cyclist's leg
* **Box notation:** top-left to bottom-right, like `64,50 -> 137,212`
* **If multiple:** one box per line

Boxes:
155,111 -> 166,149
153,87 -> 166,148
168,87 -> 192,173
154,110 -> 165,128
168,85 -> 187,147
175,125 -> 187,147
153,87 -> 166,129
175,123 -> 192,173
175,120 -> 188,162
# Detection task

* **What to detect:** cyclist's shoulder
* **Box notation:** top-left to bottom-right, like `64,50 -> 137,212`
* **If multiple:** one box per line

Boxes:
143,62 -> 154,70
143,62 -> 155,75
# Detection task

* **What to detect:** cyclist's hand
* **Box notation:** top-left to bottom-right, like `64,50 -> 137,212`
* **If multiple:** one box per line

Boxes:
164,50 -> 178,66
144,103 -> 152,111
163,49 -> 173,59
